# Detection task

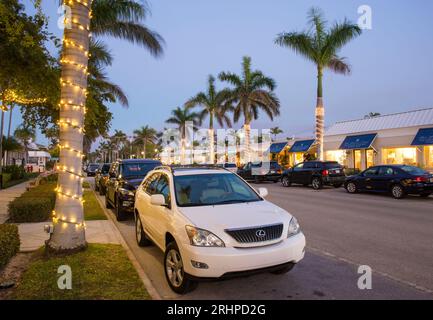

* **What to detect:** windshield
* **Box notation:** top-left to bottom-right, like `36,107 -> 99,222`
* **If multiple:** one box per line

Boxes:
174,173 -> 262,207
121,162 -> 160,178
88,164 -> 99,171
324,162 -> 342,169
400,165 -> 427,175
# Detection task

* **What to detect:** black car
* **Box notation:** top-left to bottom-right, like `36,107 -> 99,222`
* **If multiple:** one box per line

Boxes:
281,161 -> 346,190
86,163 -> 100,177
105,159 -> 162,220
237,161 -> 282,183
344,165 -> 433,199
94,163 -> 111,195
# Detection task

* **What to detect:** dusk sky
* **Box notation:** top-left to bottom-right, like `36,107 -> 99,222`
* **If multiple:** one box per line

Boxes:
19,0 -> 433,146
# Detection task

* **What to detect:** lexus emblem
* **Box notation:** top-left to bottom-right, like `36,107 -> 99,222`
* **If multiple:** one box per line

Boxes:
256,229 -> 266,238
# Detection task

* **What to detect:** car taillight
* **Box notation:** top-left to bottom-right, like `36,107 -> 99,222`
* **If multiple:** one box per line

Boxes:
414,176 -> 427,183
322,170 -> 329,176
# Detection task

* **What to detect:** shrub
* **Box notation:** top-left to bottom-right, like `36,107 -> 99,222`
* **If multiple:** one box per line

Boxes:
1,173 -> 12,188
2,165 -> 25,180
0,224 -> 20,269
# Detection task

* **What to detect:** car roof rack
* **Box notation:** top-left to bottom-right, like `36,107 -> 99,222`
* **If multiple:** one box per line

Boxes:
154,164 -> 229,173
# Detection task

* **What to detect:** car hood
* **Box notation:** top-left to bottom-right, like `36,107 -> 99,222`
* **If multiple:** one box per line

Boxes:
178,200 -> 292,232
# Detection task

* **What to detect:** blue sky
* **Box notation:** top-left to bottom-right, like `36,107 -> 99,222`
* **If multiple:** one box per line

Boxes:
17,0 -> 433,145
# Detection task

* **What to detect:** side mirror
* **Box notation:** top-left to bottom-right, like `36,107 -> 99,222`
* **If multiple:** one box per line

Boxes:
258,187 -> 268,198
150,194 -> 166,206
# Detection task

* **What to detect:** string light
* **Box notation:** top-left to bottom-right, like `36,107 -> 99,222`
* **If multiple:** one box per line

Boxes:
58,119 -> 85,133
3,89 -> 47,105
52,211 -> 86,229
60,79 -> 88,93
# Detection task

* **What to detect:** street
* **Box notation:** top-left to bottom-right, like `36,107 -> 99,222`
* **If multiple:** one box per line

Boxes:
90,178 -> 433,299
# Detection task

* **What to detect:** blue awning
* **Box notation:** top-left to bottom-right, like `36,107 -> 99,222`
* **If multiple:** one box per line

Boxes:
339,133 -> 377,150
289,139 -> 315,153
268,142 -> 288,153
411,127 -> 433,146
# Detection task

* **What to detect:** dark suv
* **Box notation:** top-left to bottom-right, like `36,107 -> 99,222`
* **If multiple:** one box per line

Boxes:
281,161 -> 346,190
94,163 -> 111,195
237,161 -> 282,183
105,159 -> 162,220
86,163 -> 100,177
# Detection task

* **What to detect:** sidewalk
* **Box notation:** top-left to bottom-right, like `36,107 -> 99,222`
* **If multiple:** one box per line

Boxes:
18,220 -> 122,252
0,181 -> 29,224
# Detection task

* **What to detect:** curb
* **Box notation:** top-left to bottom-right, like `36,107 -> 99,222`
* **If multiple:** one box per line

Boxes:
92,187 -> 162,300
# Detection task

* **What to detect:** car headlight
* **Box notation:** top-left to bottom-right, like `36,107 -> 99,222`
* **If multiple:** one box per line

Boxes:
185,226 -> 225,247
118,187 -> 135,197
287,217 -> 300,238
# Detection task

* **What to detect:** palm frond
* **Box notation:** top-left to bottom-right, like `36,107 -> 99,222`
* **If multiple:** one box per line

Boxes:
275,32 -> 317,63
327,55 -> 351,75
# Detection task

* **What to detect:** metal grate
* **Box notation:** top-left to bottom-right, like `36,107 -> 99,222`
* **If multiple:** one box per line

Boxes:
225,223 -> 283,243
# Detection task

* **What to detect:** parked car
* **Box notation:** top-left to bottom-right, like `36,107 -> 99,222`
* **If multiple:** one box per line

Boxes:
281,161 -> 346,190
105,159 -> 162,220
237,161 -> 282,183
85,163 -> 100,177
94,163 -> 111,195
221,162 -> 238,173
344,165 -> 433,199
134,166 -> 305,294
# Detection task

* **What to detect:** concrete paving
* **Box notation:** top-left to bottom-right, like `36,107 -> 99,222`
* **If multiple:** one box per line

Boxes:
17,220 -> 122,252
0,181 -> 29,223
89,177 -> 433,300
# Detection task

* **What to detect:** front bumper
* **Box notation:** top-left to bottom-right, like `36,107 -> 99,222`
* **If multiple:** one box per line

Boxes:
181,232 -> 306,278
118,194 -> 135,212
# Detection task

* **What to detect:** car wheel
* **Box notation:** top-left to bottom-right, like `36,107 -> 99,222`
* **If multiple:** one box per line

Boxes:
346,182 -> 357,194
105,193 -> 113,209
311,177 -> 323,190
270,262 -> 295,275
333,183 -> 343,188
391,184 -> 405,199
281,176 -> 291,187
164,242 -> 198,294
115,196 -> 127,221
135,215 -> 152,247
420,193 -> 431,198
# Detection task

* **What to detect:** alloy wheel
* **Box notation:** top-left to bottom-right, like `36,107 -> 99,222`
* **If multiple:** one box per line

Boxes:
392,185 -> 404,199
282,176 -> 291,187
136,217 -> 142,242
312,178 -> 321,190
347,182 -> 357,193
165,249 -> 184,288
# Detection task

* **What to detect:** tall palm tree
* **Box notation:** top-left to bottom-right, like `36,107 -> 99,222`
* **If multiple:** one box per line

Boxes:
165,106 -> 199,164
14,124 -> 36,165
133,125 -> 157,159
48,0 -> 164,252
275,7 -> 361,160
185,75 -> 233,164
219,56 -> 280,162
270,127 -> 283,141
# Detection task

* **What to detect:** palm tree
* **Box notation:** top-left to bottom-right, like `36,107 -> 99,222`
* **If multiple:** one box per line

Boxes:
185,75 -> 233,164
165,106 -> 199,164
219,56 -> 280,162
14,124 -> 36,165
133,125 -> 157,159
270,127 -> 283,141
275,7 -> 361,160
48,0 -> 164,252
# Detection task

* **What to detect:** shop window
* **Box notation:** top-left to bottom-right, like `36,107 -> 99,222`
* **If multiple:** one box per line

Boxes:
425,146 -> 433,168
354,150 -> 362,170
382,147 -> 417,166
366,149 -> 375,168
325,150 -> 348,167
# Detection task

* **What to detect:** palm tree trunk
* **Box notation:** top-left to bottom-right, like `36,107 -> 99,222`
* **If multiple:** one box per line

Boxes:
0,107 -> 4,170
209,112 -> 215,164
47,1 -> 92,252
315,67 -> 325,161
5,104 -> 13,166
244,122 -> 251,163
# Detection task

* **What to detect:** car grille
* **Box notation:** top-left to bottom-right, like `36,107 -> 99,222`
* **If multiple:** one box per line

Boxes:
225,223 -> 283,243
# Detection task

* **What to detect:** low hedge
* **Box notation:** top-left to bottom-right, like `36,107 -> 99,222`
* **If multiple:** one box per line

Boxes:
1,173 -> 12,188
8,182 -> 57,223
0,224 -> 20,269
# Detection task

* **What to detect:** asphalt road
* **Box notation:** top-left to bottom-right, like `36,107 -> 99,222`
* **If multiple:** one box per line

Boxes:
90,178 -> 433,299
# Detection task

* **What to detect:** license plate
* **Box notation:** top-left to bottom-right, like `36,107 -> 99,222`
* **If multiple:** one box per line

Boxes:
335,170 -> 341,174
270,170 -> 276,174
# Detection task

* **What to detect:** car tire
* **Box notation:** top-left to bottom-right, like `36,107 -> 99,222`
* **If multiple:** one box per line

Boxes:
270,262 -> 295,275
333,183 -> 343,188
391,184 -> 406,199
311,177 -> 323,190
281,176 -> 291,187
345,182 -> 357,194
135,215 -> 152,247
164,242 -> 198,294
420,193 -> 431,198
115,196 -> 127,221
105,193 -> 113,209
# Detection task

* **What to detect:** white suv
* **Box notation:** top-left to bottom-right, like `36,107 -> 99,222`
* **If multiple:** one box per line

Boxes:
134,166 -> 306,294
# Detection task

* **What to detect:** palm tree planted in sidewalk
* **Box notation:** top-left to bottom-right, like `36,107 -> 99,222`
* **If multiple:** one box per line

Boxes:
185,75 -> 233,164
165,106 -> 199,164
47,0 -> 164,253
219,56 -> 280,162
275,7 -> 361,160
133,125 -> 157,159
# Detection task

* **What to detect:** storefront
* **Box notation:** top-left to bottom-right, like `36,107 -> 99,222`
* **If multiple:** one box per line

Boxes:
324,108 -> 433,171
288,139 -> 316,166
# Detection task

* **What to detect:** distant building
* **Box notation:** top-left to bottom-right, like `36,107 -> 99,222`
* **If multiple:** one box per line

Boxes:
27,150 -> 51,172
